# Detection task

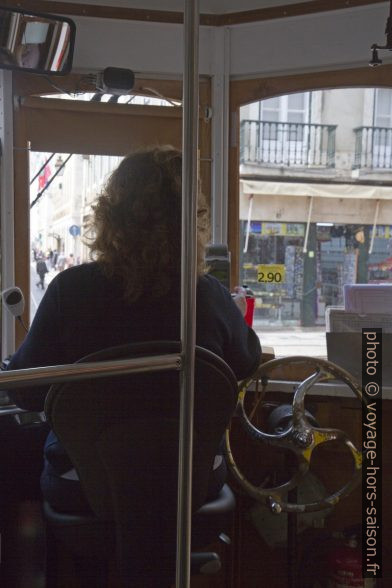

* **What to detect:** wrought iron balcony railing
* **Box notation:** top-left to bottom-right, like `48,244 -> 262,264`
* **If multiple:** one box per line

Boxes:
240,120 -> 337,168
354,126 -> 392,169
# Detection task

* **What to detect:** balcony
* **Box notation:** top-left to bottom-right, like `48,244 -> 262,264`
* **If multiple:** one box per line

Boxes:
240,120 -> 337,168
354,126 -> 392,170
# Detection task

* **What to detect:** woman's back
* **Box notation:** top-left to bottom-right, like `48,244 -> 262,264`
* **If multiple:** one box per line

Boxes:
9,261 -> 260,411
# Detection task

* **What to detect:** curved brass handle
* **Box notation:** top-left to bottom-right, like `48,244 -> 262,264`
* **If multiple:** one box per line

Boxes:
225,356 -> 364,513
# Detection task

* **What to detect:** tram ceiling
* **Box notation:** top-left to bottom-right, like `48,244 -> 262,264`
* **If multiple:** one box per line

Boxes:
3,0 -> 389,77
7,0 -> 386,23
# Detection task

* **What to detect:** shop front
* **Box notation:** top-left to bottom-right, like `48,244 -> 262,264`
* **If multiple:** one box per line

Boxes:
239,180 -> 392,326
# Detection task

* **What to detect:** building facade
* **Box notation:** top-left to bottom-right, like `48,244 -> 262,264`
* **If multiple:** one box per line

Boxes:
239,87 -> 392,325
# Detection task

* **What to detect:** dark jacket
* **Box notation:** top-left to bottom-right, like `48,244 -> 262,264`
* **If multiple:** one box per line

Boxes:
36,259 -> 48,277
9,262 -> 261,410
8,263 -> 261,480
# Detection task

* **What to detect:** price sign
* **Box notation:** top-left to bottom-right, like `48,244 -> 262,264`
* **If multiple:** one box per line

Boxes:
257,264 -> 286,284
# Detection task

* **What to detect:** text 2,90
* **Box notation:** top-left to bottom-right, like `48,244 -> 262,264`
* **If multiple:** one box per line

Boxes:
258,271 -> 283,283
256,264 -> 286,284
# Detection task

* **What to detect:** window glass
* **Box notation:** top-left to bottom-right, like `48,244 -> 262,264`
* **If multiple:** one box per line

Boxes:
261,96 -> 280,111
29,152 -> 123,322
287,93 -> 305,110
42,92 -> 179,107
287,111 -> 305,125
240,88 -> 392,357
375,88 -> 392,126
374,89 -> 392,155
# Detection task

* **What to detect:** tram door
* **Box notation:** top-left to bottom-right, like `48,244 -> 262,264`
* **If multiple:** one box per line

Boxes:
12,81 -> 210,336
18,95 -> 184,324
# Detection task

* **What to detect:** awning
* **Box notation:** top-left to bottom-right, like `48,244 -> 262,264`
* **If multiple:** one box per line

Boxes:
241,179 -> 392,200
239,179 -> 392,225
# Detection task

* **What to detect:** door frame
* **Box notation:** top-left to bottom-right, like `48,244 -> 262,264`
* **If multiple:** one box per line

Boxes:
12,72 -> 211,343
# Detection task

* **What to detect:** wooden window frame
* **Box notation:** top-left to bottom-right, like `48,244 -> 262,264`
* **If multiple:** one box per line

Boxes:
228,64 -> 392,286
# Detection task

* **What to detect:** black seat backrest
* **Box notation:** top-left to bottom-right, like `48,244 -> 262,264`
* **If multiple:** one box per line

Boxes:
44,341 -> 238,584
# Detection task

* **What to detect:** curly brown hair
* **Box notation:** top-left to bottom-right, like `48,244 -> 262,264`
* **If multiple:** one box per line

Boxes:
88,146 -> 209,302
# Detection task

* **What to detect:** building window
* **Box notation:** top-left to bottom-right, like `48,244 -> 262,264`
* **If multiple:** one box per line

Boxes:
374,88 -> 392,128
241,92 -> 315,166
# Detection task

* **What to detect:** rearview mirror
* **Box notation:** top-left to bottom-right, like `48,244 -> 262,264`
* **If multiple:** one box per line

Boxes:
0,5 -> 75,75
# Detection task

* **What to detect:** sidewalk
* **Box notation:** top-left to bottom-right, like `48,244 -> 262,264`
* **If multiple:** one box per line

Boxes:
30,263 -> 58,321
253,323 -> 327,357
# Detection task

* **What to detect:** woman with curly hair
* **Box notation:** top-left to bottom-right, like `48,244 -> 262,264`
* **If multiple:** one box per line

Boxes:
7,145 -> 261,512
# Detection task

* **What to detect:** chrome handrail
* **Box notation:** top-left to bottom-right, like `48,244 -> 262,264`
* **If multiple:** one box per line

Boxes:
0,353 -> 182,389
0,405 -> 27,416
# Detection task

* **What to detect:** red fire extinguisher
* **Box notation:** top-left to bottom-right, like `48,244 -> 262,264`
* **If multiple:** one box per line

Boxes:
326,535 -> 375,588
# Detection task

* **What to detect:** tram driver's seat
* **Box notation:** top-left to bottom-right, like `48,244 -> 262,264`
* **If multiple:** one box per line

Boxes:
42,341 -> 237,587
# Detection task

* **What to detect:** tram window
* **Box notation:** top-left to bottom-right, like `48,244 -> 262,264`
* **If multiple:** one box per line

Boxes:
42,92 -> 179,107
29,152 -> 123,322
239,87 -> 392,357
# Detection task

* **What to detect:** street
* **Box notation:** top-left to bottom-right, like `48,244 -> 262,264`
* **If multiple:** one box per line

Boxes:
30,261 -> 57,322
254,323 -> 327,357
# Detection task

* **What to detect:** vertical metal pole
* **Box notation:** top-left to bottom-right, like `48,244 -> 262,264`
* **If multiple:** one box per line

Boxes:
302,196 -> 313,254
177,0 -> 199,586
0,70 -> 16,358
369,199 -> 380,254
243,194 -> 253,254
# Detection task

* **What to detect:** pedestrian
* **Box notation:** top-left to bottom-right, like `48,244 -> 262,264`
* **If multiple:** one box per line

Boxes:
52,250 -> 58,270
66,253 -> 74,268
36,257 -> 48,290
56,254 -> 66,271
